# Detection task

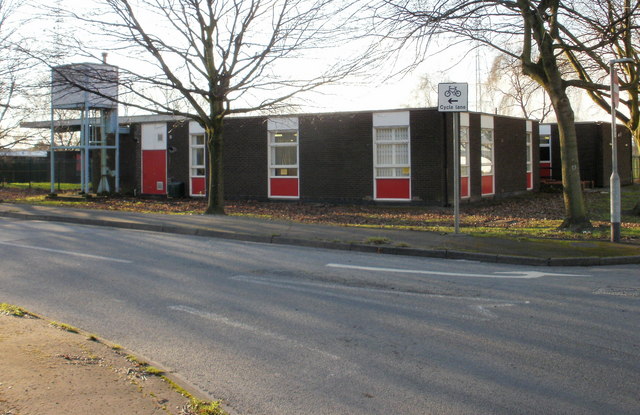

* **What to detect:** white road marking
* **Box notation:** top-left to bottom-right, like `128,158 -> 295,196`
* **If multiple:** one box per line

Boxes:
168,305 -> 341,360
326,263 -> 588,279
0,240 -> 132,264
231,275 -> 528,321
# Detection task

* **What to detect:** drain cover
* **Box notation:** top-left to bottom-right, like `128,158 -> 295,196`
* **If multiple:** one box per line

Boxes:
593,287 -> 640,297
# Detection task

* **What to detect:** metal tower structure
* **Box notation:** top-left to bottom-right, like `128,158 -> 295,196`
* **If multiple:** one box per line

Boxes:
50,61 -> 120,194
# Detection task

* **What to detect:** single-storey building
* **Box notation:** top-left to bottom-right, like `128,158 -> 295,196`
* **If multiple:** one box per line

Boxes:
539,122 -> 633,187
25,108 -> 539,205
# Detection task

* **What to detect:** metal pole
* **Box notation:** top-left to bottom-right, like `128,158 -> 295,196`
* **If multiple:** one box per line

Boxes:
115,109 -> 120,193
80,108 -> 85,193
49,98 -> 55,194
609,58 -> 633,242
83,106 -> 91,194
453,112 -> 460,234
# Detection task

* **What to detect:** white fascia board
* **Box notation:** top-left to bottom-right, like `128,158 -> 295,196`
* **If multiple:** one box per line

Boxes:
539,124 -> 551,135
460,112 -> 470,127
481,114 -> 494,129
268,117 -> 299,131
373,111 -> 410,127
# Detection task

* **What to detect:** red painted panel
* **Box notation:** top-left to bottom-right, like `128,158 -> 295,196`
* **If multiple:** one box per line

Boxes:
540,162 -> 552,179
142,150 -> 166,195
461,177 -> 469,198
481,175 -> 494,195
191,177 -> 206,196
270,178 -> 299,197
376,178 -> 410,200
527,172 -> 533,189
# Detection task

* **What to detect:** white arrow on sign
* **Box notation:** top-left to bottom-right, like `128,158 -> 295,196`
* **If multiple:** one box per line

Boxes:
438,82 -> 469,112
326,263 -> 588,279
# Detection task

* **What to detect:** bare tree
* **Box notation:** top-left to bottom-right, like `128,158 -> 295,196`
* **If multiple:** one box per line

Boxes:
52,0 -> 375,214
547,0 -> 640,212
373,0 -> 592,230
0,0 -> 32,150
486,54 -> 554,122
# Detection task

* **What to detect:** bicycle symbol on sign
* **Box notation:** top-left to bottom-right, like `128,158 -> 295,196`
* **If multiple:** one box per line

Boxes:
444,85 -> 462,97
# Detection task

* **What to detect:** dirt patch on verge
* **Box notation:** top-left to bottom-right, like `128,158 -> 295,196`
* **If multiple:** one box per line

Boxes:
0,312 -> 209,415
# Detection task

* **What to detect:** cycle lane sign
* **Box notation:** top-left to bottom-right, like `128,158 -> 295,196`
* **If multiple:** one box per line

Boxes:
438,83 -> 468,112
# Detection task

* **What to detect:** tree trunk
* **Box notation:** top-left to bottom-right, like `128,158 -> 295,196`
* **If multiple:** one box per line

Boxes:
631,128 -> 640,215
204,116 -> 225,215
551,91 -> 591,230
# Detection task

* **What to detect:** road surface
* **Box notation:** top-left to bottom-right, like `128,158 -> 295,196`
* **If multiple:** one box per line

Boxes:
1,218 -> 638,414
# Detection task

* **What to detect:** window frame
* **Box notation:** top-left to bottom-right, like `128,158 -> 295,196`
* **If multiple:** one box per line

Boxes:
460,124 -> 471,198
268,130 -> 299,178
189,133 -> 206,179
526,130 -> 533,190
373,126 -> 411,179
480,127 -> 494,177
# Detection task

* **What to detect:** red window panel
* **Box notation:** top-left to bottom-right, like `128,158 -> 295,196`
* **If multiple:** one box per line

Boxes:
461,177 -> 470,198
191,177 -> 206,196
142,150 -> 167,195
527,172 -> 533,190
376,178 -> 410,200
481,175 -> 494,195
270,178 -> 299,197
540,162 -> 552,179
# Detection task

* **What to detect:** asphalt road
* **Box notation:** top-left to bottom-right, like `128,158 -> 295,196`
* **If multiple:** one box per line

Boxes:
1,217 -> 639,415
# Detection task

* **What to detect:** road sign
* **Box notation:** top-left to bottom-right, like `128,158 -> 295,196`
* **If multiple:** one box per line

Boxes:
438,83 -> 468,112
612,70 -> 619,109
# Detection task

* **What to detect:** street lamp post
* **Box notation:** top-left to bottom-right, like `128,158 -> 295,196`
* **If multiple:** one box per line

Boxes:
609,58 -> 634,243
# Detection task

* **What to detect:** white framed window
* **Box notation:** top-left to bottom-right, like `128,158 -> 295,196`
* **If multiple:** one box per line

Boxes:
526,130 -> 533,184
374,127 -> 410,178
480,115 -> 495,196
190,134 -> 206,178
460,126 -> 470,178
481,128 -> 494,175
539,124 -> 552,164
269,130 -> 299,177
526,131 -> 532,172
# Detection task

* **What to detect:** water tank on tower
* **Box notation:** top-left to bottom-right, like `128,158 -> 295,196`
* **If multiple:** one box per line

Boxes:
52,63 -> 118,109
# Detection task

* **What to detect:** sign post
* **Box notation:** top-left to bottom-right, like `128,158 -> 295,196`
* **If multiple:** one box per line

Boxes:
438,83 -> 468,234
608,58 -> 633,243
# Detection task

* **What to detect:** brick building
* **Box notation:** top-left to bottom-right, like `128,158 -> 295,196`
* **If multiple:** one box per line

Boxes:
117,108 -> 538,205
539,122 -> 633,187
24,108 -> 538,204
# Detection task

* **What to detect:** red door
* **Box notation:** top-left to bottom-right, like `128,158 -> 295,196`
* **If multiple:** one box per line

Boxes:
142,150 -> 167,194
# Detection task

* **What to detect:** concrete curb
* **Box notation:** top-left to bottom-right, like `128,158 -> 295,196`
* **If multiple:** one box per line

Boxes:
1,209 -> 639,267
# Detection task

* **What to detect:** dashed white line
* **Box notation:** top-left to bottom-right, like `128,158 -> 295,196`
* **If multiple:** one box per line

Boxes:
0,240 -> 132,263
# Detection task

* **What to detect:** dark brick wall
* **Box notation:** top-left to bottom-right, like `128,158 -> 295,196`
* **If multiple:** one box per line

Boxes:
224,117 -> 269,200
597,123 -> 633,187
532,121 -> 540,191
119,109 -> 539,204
411,110 -> 447,205
118,124 -> 140,195
550,122 -> 633,187
299,112 -> 373,202
467,113 -> 482,201
494,117 -> 527,195
167,121 -> 190,187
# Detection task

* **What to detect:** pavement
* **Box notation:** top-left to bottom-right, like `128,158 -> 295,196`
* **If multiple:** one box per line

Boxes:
0,202 -> 639,266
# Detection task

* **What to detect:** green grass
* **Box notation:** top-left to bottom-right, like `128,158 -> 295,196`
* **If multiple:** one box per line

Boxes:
586,185 -> 640,222
49,321 -> 79,333
0,303 -> 33,317
143,366 -> 165,376
3,182 -> 80,191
